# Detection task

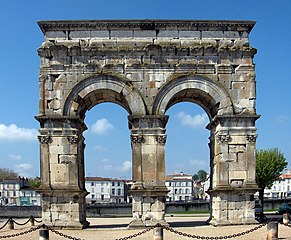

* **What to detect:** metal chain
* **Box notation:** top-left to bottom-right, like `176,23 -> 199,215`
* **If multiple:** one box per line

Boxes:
46,226 -> 85,240
12,217 -> 32,226
0,218 -> 12,231
114,225 -> 155,240
161,222 -> 268,239
33,217 -> 42,223
0,225 -> 41,239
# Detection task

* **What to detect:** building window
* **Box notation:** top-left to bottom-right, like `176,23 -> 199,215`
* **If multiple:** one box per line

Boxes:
112,189 -> 115,195
117,182 -> 121,187
101,195 -> 104,201
13,191 -> 16,197
185,189 -> 189,194
174,189 -> 177,194
91,194 -> 95,199
179,189 -> 182,194
176,182 -> 180,187
91,182 -> 94,187
117,189 -> 121,196
101,182 -> 104,186
101,187 -> 104,193
112,182 -> 115,187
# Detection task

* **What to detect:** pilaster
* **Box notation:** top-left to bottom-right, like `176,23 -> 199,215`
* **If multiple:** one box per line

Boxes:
128,115 -> 169,228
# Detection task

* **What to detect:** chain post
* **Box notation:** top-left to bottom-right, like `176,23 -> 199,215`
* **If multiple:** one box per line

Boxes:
39,226 -> 49,240
29,217 -> 35,226
267,221 -> 278,240
8,219 -> 14,230
283,213 -> 290,225
153,225 -> 163,240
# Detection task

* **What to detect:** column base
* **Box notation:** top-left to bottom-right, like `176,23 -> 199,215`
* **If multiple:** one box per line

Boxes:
209,217 -> 258,226
42,220 -> 90,229
128,219 -> 168,229
209,187 -> 257,226
129,188 -> 169,229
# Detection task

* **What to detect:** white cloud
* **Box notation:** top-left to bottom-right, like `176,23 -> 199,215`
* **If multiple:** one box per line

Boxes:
176,112 -> 208,129
91,118 -> 114,135
0,123 -> 38,141
120,161 -> 131,172
14,163 -> 33,177
15,163 -> 33,171
94,145 -> 107,151
99,159 -> 131,173
189,159 -> 208,170
8,154 -> 22,160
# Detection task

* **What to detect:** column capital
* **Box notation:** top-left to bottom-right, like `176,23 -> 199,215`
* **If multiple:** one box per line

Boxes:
130,135 -> 144,144
128,115 -> 169,130
38,135 -> 52,144
156,135 -> 167,145
246,134 -> 257,143
207,114 -> 260,130
35,115 -> 87,132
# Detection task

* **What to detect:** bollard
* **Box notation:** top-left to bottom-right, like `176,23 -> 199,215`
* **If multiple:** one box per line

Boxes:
283,213 -> 289,225
8,219 -> 14,230
39,227 -> 49,240
153,226 -> 163,240
267,221 -> 278,240
29,217 -> 35,226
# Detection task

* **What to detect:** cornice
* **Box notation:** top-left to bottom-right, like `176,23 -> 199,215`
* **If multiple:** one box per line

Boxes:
38,19 -> 256,34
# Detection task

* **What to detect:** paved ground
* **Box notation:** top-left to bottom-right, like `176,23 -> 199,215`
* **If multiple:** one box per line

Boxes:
1,216 -> 291,240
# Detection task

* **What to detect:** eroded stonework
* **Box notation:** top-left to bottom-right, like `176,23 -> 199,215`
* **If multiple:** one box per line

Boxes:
36,20 -> 259,228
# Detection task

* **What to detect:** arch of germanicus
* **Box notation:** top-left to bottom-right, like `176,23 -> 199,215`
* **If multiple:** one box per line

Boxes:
36,20 -> 259,228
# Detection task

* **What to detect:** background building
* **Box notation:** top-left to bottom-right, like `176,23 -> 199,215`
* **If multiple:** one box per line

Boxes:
0,177 -> 41,206
165,173 -> 193,202
263,170 -> 291,198
85,177 -> 130,204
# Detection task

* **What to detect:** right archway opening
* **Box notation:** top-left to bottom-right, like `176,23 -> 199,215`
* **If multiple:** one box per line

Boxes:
165,102 -> 210,206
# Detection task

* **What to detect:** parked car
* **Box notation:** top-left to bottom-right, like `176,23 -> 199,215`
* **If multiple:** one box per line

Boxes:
278,204 -> 291,214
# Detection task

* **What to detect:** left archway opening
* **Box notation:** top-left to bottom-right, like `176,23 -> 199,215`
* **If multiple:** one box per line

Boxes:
83,102 -> 132,204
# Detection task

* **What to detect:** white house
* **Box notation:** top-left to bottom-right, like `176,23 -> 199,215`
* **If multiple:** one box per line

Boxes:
85,177 -> 129,204
165,173 -> 193,202
0,177 -> 41,206
264,170 -> 291,198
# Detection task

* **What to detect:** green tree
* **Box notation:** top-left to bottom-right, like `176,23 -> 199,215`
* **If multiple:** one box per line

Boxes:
197,170 -> 208,182
28,177 -> 41,188
0,168 -> 18,179
192,170 -> 208,182
256,148 -> 287,217
192,174 -> 199,181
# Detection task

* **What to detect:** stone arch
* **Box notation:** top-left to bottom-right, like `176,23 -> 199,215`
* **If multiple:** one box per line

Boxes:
153,75 -> 234,119
63,74 -> 147,118
37,19 -> 259,228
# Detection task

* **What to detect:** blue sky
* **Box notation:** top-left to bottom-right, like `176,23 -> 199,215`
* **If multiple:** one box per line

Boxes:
0,0 -> 290,179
